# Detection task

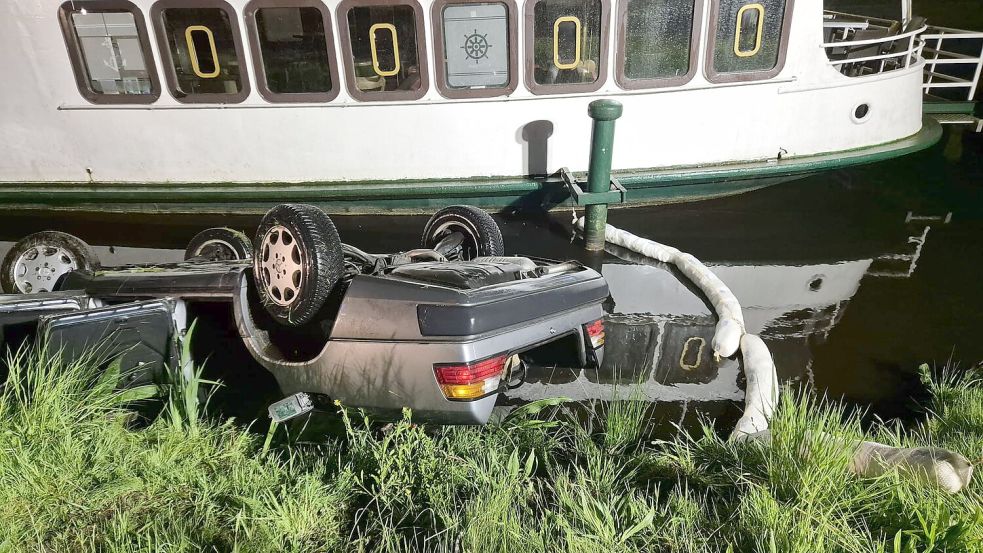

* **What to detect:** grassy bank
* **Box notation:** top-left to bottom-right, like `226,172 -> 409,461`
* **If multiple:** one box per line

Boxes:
0,346 -> 981,552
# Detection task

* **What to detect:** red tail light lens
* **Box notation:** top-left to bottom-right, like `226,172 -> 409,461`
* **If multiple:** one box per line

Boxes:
586,319 -> 605,349
434,354 -> 507,400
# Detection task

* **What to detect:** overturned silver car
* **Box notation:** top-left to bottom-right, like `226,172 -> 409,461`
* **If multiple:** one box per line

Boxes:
0,205 -> 607,424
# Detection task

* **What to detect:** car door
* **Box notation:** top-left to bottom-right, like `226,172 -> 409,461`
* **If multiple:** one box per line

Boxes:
40,298 -> 179,389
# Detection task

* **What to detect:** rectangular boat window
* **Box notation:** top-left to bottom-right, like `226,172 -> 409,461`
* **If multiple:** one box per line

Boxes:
616,0 -> 701,89
553,16 -> 582,70
706,0 -> 793,82
526,0 -> 609,94
432,0 -> 517,99
734,3 -> 763,56
58,1 -> 160,104
245,0 -> 340,102
152,1 -> 250,103
339,0 -> 429,101
186,25 -> 221,77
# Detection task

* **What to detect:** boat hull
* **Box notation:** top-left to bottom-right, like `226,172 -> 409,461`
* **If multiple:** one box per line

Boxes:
0,117 -> 942,215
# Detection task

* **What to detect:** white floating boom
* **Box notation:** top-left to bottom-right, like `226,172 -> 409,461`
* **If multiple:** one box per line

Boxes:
572,214 -> 972,493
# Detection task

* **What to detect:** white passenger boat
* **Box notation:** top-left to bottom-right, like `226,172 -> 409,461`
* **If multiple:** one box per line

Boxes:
0,0 -> 979,213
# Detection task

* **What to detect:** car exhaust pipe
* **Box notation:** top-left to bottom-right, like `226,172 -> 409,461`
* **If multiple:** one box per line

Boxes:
534,261 -> 581,277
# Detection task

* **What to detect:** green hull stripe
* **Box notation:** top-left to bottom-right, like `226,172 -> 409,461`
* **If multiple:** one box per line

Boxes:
0,117 -> 942,214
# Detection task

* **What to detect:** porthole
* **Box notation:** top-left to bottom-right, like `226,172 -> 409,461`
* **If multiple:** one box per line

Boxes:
808,274 -> 825,292
852,103 -> 871,123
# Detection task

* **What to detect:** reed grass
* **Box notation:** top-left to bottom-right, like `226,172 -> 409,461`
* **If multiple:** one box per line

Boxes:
0,344 -> 980,552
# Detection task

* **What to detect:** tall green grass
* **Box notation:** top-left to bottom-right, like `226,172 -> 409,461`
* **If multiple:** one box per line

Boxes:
0,344 -> 980,552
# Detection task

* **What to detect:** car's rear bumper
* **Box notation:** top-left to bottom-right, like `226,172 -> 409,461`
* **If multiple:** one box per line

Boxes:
233,273 -> 606,424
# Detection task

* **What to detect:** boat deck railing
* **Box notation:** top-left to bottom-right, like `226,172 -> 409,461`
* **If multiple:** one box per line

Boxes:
921,24 -> 983,102
822,10 -> 927,78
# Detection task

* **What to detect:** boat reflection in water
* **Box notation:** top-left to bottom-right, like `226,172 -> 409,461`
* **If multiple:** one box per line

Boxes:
517,257 -> 871,399
511,213 -> 944,430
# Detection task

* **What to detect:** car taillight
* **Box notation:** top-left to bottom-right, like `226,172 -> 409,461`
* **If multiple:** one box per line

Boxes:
434,354 -> 507,400
586,318 -> 605,349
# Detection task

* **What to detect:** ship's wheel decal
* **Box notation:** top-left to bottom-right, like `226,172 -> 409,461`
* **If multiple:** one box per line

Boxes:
461,29 -> 491,63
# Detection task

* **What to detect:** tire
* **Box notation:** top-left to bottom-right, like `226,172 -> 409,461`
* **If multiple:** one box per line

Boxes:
185,227 -> 252,261
252,204 -> 343,327
422,205 -> 504,261
1,231 -> 99,294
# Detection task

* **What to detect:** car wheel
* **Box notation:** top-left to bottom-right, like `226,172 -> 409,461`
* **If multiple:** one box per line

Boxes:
1,231 -> 99,294
185,227 -> 252,261
422,205 -> 504,261
253,204 -> 343,327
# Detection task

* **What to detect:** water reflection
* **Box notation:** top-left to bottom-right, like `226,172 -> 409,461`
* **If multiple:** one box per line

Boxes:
0,133 -> 979,428
516,202 -> 959,428
515,254 -> 878,409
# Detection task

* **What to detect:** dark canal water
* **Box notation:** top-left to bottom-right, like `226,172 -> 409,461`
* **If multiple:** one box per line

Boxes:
1,130 -> 981,432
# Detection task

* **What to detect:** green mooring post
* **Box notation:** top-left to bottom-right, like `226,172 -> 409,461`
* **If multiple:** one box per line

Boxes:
584,99 -> 623,250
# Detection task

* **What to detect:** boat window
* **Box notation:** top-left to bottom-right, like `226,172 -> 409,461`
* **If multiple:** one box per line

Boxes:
734,3 -> 763,56
432,0 -> 518,98
525,0 -> 610,95
616,0 -> 702,89
338,0 -> 429,101
706,0 -> 793,82
245,0 -> 340,102
58,1 -> 160,104
553,16 -> 582,70
152,1 -> 250,103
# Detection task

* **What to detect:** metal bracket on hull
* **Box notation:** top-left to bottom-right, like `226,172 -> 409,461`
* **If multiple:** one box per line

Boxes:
559,168 -> 627,206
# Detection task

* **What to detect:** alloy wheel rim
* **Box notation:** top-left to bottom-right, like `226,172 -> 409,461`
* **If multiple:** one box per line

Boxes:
260,225 -> 303,306
14,245 -> 78,293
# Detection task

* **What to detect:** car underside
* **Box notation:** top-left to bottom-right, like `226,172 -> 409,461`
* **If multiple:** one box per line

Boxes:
0,205 -> 609,424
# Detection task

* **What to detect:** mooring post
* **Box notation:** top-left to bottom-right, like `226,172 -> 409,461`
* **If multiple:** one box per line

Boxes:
584,99 -> 623,250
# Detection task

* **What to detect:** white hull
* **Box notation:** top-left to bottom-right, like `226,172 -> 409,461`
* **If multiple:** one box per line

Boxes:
0,0 -> 925,185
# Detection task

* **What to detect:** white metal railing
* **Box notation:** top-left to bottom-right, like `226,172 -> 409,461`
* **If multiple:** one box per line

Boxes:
821,11 -> 927,77
824,10 -> 896,28
868,226 -> 931,278
921,24 -> 983,101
